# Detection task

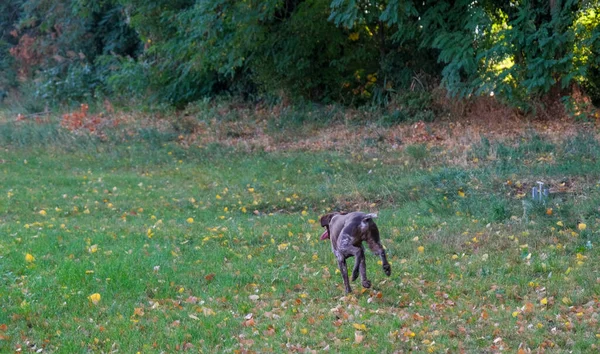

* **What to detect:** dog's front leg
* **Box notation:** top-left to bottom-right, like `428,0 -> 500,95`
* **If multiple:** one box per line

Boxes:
379,250 -> 391,276
336,256 -> 352,294
356,247 -> 371,288
351,249 -> 361,282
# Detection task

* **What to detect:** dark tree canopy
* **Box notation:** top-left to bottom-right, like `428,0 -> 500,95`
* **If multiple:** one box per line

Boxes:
1,0 -> 599,110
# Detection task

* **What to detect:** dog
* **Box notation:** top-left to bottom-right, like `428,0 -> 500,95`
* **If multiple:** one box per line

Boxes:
320,211 -> 391,294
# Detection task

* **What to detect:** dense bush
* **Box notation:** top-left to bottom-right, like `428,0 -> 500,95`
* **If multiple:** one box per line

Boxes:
0,0 -> 598,112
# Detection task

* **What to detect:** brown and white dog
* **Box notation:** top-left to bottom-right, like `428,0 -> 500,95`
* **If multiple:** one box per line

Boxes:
320,212 -> 391,294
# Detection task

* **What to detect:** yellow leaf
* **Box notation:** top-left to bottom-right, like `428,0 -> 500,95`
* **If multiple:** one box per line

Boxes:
540,297 -> 548,305
186,217 -> 194,223
278,243 -> 289,251
300,328 -> 308,334
88,244 -> 98,253
417,246 -> 425,253
578,223 -> 587,231
562,297 -> 572,305
202,307 -> 215,316
458,190 -> 465,197
25,253 -> 35,263
512,311 -> 519,317
39,210 -> 47,216
353,323 -> 367,331
556,221 -> 564,227
88,293 -> 101,305
301,210 -> 307,216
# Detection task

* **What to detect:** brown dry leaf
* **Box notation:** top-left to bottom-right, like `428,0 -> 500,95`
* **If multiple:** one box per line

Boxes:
205,273 -> 215,281
264,326 -> 276,336
523,302 -> 535,314
133,307 -> 145,317
185,296 -> 199,304
202,307 -> 216,316
355,331 -> 365,344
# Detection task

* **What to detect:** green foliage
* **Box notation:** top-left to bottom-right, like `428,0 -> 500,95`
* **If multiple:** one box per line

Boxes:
1,0 -> 599,110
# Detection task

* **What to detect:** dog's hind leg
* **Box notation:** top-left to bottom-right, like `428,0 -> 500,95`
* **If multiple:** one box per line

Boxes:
348,246 -> 370,288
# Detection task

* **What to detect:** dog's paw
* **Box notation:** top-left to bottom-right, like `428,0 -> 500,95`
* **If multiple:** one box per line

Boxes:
362,280 -> 371,288
383,264 -> 391,276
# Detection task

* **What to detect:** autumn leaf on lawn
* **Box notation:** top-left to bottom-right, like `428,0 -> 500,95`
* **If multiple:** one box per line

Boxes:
355,331 -> 365,344
278,243 -> 289,251
202,307 -> 216,316
25,253 -> 35,263
88,293 -> 101,305
242,313 -> 255,326
133,307 -> 144,317
353,323 -> 367,331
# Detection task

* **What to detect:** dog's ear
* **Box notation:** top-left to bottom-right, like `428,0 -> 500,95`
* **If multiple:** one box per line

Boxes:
320,213 -> 336,227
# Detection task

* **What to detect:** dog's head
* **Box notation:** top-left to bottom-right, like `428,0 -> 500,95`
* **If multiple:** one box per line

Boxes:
319,212 -> 348,240
319,213 -> 336,228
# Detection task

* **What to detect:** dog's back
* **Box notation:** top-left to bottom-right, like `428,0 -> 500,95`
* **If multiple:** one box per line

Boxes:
328,212 -> 377,253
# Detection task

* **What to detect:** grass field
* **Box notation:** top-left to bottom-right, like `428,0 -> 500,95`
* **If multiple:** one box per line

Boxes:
1,112 -> 600,353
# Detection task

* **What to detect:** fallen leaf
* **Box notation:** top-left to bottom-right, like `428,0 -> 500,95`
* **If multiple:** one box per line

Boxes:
88,293 -> 101,305
133,307 -> 144,316
353,323 -> 367,331
355,331 -> 364,344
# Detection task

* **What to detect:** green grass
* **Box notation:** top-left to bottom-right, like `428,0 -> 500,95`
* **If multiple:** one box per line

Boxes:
2,118 -> 600,352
